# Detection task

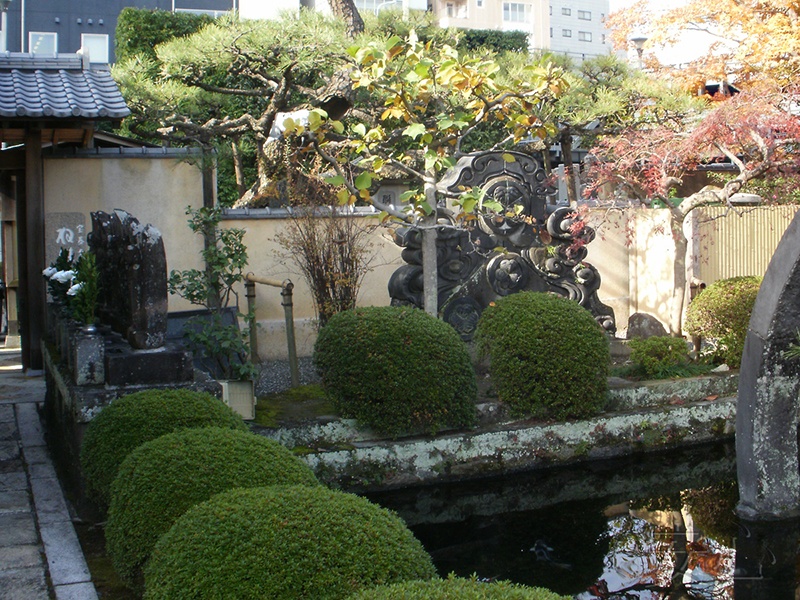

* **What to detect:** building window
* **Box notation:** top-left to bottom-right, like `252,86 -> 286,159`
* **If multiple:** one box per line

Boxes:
578,31 -> 592,41
355,0 -> 380,11
578,10 -> 590,20
562,29 -> 572,37
174,8 -> 229,17
549,5 -> 552,14
29,32 -> 57,54
477,0 -> 484,7
446,2 -> 455,16
81,33 -> 109,64
550,27 -> 553,37
602,33 -> 606,44
503,2 -> 529,22
562,7 -> 571,15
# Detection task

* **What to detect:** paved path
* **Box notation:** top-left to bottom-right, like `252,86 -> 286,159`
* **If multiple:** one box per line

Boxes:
0,348 -> 98,600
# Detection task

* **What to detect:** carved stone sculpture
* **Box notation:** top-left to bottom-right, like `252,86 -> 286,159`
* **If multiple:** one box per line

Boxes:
388,151 -> 616,339
88,209 -> 168,349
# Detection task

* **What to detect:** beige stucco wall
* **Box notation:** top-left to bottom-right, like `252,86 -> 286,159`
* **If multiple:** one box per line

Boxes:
586,208 -> 676,335
223,216 -> 405,360
43,154 -> 206,312
234,209 -> 665,359
38,152 -> 681,359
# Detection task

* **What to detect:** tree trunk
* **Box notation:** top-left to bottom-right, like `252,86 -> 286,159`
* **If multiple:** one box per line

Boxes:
231,140 -> 246,198
422,178 -> 439,316
560,133 -> 579,208
327,0 -> 364,37
669,208 -> 689,336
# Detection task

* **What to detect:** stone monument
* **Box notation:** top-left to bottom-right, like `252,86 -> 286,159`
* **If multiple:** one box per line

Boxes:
388,151 -> 616,339
89,209 -> 168,349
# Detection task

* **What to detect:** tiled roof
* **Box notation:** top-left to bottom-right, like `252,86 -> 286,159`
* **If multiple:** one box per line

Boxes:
0,52 -> 129,120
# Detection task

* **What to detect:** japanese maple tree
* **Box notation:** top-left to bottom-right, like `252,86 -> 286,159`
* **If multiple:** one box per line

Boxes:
586,92 -> 800,334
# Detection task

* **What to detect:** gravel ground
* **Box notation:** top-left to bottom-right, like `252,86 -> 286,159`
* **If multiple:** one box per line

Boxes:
254,357 -> 320,396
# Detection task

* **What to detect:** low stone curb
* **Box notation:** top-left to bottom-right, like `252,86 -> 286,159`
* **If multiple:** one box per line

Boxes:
0,371 -> 99,600
255,396 -> 736,491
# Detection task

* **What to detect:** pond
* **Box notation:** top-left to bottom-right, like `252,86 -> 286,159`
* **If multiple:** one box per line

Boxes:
366,441 -> 800,599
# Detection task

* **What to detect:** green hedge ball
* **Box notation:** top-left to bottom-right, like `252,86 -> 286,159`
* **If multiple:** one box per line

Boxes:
345,575 -> 571,600
106,427 -> 319,591
80,388 -> 246,506
476,292 -> 609,420
684,275 -> 762,368
144,485 -> 437,600
314,306 -> 476,435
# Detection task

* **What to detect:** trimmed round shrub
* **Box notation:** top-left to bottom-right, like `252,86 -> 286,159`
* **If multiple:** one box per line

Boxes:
80,389 -> 246,506
475,292 -> 609,420
346,575 -> 570,600
314,306 -> 476,435
106,427 -> 319,591
628,336 -> 690,379
144,485 -> 437,600
684,275 -> 762,368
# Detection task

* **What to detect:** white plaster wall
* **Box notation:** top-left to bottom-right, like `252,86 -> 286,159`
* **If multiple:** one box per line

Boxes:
43,155 -> 206,312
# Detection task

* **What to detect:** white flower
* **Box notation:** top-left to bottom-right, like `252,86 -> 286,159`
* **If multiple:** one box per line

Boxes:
51,270 -> 76,284
42,267 -> 57,278
66,282 -> 83,296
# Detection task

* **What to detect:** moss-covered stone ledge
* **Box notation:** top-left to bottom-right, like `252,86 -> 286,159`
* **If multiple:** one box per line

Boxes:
252,395 -> 736,491
606,371 -> 738,412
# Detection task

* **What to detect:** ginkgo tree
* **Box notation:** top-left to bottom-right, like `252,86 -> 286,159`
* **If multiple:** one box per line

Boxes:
290,31 -> 567,314
585,92 -> 800,335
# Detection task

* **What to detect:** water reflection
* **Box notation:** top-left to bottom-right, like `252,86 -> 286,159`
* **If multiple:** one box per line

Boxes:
366,443 -> 799,598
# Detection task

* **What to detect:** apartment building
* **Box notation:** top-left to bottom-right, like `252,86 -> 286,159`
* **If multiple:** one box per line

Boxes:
429,0 -> 612,60
0,0 -> 232,65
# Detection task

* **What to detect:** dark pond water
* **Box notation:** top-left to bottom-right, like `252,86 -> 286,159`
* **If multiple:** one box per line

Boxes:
367,441 -> 800,599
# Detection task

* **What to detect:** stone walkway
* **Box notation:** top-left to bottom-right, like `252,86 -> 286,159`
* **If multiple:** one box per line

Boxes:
0,348 -> 98,600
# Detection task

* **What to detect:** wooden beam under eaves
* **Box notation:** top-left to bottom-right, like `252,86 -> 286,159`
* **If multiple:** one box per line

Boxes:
82,126 -> 94,148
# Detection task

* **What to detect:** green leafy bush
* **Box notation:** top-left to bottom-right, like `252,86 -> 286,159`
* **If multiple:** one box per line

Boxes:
80,389 -> 246,506
116,8 -> 214,63
458,29 -> 529,53
314,306 -> 476,435
144,485 -> 436,600
476,292 -> 609,420
346,575 -> 570,600
628,336 -> 690,379
106,428 -> 319,591
684,276 -> 762,368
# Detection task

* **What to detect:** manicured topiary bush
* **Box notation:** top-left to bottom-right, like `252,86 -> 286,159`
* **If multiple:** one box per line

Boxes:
476,292 -> 609,420
684,275 -> 762,368
144,485 -> 437,600
80,389 -> 246,506
345,575 -> 570,600
314,306 -> 476,435
628,336 -> 690,379
106,427 -> 319,591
